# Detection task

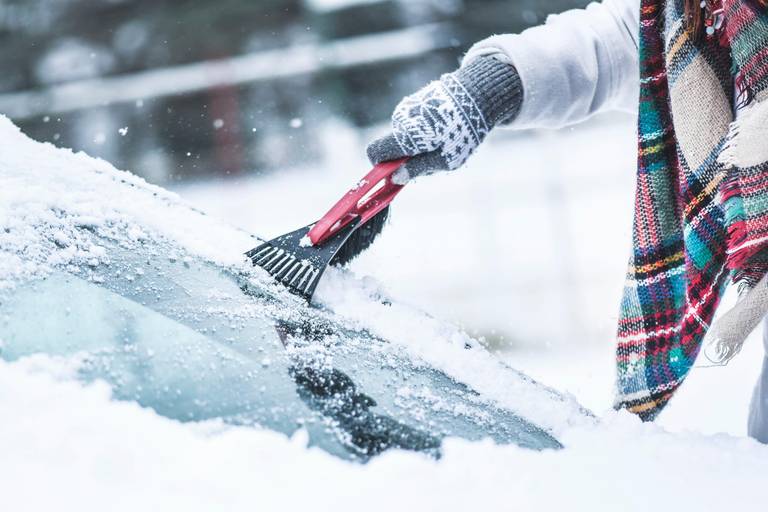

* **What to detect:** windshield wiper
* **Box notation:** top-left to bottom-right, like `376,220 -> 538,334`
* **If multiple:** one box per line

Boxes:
291,365 -> 441,459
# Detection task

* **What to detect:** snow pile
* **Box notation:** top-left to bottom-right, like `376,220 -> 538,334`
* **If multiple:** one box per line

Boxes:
3,114 -> 768,510
3,356 -> 768,512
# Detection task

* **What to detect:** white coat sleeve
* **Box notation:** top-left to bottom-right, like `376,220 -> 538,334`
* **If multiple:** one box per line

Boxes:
463,0 -> 640,130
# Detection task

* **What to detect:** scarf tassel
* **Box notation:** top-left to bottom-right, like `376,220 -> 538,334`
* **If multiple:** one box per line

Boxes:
705,115 -> 768,364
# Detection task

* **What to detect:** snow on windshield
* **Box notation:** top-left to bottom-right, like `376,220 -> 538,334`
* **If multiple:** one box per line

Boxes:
0,115 -> 253,291
0,113 -> 588,436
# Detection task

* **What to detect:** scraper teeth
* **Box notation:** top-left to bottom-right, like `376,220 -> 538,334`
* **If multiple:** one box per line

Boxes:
273,255 -> 297,279
253,246 -> 279,266
295,267 -> 314,294
249,243 -> 320,298
300,268 -> 319,295
288,263 -> 311,287
279,261 -> 302,284
247,245 -> 272,260
263,250 -> 288,271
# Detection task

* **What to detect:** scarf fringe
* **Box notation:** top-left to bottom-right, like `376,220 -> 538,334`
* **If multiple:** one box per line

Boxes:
706,271 -> 768,365
718,114 -> 768,272
718,120 -> 755,271
718,117 -> 742,170
709,104 -> 768,365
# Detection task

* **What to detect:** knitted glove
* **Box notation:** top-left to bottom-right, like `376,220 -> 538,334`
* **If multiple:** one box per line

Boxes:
367,56 -> 523,183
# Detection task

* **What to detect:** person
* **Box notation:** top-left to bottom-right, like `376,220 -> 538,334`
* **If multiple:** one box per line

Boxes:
368,0 -> 768,440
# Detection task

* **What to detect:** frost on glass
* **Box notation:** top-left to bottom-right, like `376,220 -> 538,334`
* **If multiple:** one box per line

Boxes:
0,233 -> 560,460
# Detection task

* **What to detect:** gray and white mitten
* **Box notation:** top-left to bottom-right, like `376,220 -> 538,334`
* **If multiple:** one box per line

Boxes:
367,56 -> 523,183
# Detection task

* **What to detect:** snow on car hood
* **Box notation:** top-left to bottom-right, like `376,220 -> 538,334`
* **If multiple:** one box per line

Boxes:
3,116 -> 768,511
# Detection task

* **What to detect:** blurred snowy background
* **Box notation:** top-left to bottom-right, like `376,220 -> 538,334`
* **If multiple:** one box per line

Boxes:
1,0 -> 590,181
0,0 -> 615,346
2,0 -> 763,432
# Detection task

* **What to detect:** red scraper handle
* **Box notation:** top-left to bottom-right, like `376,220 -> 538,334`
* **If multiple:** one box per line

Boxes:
308,158 -> 408,246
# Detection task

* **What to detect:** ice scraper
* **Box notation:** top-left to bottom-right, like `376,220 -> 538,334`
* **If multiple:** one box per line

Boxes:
246,158 -> 408,301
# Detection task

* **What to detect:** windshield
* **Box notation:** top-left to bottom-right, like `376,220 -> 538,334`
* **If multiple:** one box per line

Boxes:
0,232 -> 560,460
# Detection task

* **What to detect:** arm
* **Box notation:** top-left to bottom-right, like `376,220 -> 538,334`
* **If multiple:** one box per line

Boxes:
368,0 -> 641,180
466,0 -> 640,129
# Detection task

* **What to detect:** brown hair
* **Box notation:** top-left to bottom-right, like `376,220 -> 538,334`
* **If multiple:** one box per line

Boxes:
684,0 -> 768,38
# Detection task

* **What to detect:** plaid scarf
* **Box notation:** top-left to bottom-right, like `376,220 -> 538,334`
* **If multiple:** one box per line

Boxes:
614,0 -> 768,420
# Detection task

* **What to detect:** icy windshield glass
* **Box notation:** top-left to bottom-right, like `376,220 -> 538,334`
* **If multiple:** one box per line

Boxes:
0,233 -> 560,460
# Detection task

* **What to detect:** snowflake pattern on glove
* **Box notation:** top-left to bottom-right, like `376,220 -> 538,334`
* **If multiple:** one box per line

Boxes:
391,73 -> 490,171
